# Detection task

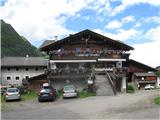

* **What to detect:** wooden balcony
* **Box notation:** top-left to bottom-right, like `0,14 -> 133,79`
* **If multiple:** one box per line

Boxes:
49,50 -> 130,60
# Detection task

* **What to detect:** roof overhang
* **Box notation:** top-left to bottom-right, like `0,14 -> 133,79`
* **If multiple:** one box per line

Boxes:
50,60 -> 96,63
98,58 -> 126,62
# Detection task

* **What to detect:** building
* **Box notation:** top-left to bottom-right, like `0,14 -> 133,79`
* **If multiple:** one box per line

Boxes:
125,59 -> 157,89
1,56 -> 48,86
40,29 -> 134,95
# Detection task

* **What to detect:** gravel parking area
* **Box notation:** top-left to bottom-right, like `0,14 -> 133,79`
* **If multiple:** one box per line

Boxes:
1,89 -> 160,120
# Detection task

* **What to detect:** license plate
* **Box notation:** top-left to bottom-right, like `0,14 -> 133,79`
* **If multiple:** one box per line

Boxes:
43,94 -> 48,96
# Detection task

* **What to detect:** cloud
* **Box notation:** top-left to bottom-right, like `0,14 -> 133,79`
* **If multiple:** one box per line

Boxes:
110,0 -> 160,16
0,0 -> 95,42
122,16 -> 135,23
145,26 -> 160,42
105,20 -> 122,29
130,41 -> 160,68
130,26 -> 160,67
93,28 -> 141,41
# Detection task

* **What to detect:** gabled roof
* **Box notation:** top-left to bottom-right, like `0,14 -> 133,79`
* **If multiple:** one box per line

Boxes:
127,59 -> 156,72
1,57 -> 48,67
39,40 -> 55,49
40,29 -> 134,52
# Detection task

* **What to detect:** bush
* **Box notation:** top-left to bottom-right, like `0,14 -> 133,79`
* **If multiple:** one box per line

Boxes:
56,89 -> 63,98
127,85 -> 135,93
154,96 -> 160,105
21,90 -> 37,100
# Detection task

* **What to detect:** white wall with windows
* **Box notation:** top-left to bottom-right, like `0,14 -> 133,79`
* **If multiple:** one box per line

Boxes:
1,66 -> 47,86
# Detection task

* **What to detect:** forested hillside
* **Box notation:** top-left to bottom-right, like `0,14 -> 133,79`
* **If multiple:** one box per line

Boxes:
1,20 -> 41,57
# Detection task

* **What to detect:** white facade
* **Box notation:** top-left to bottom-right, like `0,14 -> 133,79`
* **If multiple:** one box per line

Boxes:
1,67 -> 46,86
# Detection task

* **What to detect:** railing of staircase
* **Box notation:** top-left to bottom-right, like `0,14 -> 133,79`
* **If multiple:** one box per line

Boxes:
105,71 -> 117,95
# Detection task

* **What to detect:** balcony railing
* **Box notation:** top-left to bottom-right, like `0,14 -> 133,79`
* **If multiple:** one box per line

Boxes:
49,50 -> 130,60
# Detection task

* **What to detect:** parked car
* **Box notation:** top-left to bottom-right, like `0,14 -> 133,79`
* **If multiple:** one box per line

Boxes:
145,84 -> 155,90
63,85 -> 78,98
38,86 -> 56,102
4,88 -> 21,101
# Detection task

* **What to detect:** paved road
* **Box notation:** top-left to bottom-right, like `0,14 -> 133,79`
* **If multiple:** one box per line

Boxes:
2,90 -> 160,120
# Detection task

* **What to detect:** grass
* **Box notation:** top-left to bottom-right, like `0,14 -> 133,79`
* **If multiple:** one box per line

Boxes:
78,91 -> 96,98
21,91 -> 37,101
127,85 -> 135,93
154,96 -> 160,105
56,89 -> 63,98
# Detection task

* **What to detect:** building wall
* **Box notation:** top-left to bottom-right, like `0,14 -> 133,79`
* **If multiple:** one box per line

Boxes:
1,66 -> 46,86
128,65 -> 148,73
28,79 -> 48,94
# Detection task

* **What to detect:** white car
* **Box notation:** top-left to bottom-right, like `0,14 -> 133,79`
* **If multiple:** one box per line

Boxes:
144,84 -> 154,90
63,85 -> 78,98
4,88 -> 21,101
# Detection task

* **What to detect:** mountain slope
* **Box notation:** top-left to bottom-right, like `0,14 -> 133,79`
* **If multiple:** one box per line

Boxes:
1,20 -> 41,57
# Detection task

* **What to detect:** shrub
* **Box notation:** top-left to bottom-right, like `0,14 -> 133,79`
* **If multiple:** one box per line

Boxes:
127,85 -> 135,93
154,96 -> 160,105
56,89 -> 63,98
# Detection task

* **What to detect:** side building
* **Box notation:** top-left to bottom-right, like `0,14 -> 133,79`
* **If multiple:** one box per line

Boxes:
1,56 -> 48,86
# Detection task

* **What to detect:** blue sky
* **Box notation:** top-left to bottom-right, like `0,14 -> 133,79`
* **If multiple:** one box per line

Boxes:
0,0 -> 160,67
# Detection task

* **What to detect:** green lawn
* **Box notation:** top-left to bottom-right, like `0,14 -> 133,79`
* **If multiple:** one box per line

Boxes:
21,91 -> 37,101
79,91 -> 96,98
154,96 -> 160,105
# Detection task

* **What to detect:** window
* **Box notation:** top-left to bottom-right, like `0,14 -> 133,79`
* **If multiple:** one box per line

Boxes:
16,68 -> 19,71
25,76 -> 29,79
15,76 -> 20,80
7,76 -> 11,80
7,68 -> 10,71
25,68 -> 29,71
35,67 -> 39,71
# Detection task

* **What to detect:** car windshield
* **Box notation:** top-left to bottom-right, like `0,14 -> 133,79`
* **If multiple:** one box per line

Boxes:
40,88 -> 50,93
7,88 -> 19,93
64,85 -> 75,91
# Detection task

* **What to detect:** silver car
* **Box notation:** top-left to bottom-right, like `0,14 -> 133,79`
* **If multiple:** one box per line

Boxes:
63,85 -> 78,98
4,88 -> 21,101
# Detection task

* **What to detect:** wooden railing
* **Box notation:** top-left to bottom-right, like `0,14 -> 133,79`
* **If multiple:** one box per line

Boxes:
105,71 -> 117,95
49,50 -> 130,60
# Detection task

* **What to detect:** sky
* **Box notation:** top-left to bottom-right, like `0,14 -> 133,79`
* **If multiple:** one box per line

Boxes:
0,0 -> 160,68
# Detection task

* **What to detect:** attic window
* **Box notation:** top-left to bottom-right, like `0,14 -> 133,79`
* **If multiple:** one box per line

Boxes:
25,68 -> 29,71
7,68 -> 10,71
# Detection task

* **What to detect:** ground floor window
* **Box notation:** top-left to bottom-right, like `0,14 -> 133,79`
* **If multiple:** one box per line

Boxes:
15,76 -> 20,80
6,76 -> 11,80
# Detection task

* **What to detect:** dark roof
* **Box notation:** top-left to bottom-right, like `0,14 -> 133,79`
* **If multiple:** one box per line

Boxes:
28,74 -> 47,81
40,29 -> 134,52
127,59 -> 156,72
1,57 -> 48,67
134,72 -> 156,77
39,40 -> 55,49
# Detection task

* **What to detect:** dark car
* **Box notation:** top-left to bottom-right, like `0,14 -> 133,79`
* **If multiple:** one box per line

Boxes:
38,86 -> 56,102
